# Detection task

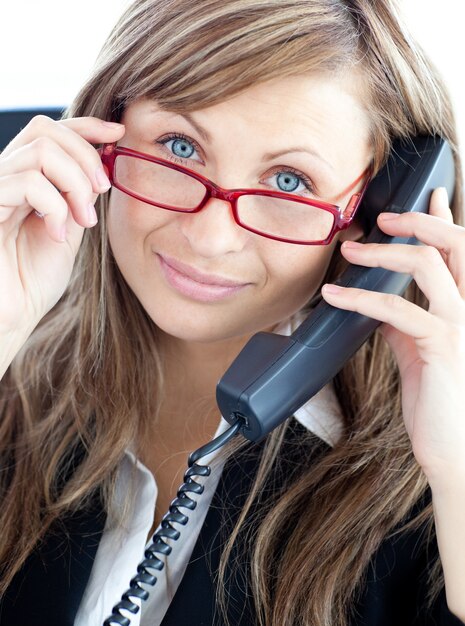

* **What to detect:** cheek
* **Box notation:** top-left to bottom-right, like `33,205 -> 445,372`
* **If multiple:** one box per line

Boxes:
106,190 -> 172,269
267,243 -> 337,313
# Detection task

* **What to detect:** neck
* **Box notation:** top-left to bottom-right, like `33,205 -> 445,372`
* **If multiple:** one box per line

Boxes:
153,329 -> 253,443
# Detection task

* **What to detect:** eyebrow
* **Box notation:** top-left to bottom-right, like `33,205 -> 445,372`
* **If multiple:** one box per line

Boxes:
149,107 -> 211,141
262,147 -> 334,171
154,109 -> 334,171
179,112 -> 212,143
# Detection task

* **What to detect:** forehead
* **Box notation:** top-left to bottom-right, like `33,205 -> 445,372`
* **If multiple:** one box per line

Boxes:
125,71 -> 370,125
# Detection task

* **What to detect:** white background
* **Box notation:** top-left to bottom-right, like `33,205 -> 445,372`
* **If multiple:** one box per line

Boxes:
0,1 -> 463,153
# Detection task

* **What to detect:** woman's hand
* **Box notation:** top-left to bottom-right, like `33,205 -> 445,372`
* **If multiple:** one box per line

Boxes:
0,115 -> 125,337
321,188 -> 465,487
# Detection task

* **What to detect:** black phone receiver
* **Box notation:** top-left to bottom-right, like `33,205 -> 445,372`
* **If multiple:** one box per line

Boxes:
216,135 -> 455,442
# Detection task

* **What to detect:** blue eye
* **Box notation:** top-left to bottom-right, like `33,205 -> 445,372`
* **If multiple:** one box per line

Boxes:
156,132 -> 201,164
265,167 -> 315,196
171,138 -> 195,159
276,171 -> 300,193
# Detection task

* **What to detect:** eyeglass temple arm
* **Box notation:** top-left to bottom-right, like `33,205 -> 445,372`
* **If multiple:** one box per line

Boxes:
342,165 -> 373,221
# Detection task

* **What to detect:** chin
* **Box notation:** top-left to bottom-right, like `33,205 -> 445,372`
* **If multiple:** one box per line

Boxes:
149,312 -> 237,343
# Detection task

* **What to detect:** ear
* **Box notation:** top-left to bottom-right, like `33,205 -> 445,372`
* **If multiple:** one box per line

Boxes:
338,216 -> 365,243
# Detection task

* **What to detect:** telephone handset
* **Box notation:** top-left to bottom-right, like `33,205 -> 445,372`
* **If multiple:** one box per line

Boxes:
216,135 -> 456,442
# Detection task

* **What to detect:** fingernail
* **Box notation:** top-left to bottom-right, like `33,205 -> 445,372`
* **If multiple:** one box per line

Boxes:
378,212 -> 400,220
322,284 -> 343,295
96,166 -> 111,191
342,240 -> 363,249
88,203 -> 98,225
101,121 -> 125,128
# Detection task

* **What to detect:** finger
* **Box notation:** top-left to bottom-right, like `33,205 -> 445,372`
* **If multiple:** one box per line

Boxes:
376,209 -> 465,299
0,137 -> 99,230
427,187 -> 453,222
0,171 -> 71,243
21,200 -> 86,258
0,115 -> 125,193
59,116 -> 125,143
32,189 -> 99,247
321,283 -> 440,340
340,240 -> 463,322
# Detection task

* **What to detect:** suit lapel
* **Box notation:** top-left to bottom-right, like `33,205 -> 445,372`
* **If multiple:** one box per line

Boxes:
0,492 -> 106,626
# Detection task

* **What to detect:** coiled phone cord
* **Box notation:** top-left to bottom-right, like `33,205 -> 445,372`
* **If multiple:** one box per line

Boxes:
103,417 -> 243,626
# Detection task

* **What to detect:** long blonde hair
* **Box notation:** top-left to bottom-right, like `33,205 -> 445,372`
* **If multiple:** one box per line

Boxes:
0,1 -> 463,624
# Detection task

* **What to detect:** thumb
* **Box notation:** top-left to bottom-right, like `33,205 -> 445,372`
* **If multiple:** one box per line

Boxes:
428,187 -> 453,222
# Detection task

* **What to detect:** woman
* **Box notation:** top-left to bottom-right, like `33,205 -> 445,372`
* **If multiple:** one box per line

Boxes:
0,0 -> 464,624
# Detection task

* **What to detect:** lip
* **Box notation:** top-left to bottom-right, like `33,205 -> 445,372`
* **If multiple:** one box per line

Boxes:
159,254 -> 248,287
156,254 -> 250,302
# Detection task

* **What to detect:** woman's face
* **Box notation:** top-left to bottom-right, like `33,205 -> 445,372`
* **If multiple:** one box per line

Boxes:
107,73 -> 372,344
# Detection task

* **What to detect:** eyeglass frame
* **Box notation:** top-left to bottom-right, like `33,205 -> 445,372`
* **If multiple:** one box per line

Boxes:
99,142 -> 373,245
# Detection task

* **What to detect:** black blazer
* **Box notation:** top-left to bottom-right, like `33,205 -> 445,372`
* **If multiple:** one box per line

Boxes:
1,421 -> 464,626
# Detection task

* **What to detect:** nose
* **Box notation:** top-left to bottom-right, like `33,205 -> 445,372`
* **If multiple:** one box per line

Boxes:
178,195 -> 248,257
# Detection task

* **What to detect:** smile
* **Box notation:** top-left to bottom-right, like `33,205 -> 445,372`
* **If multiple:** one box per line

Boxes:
156,254 -> 250,302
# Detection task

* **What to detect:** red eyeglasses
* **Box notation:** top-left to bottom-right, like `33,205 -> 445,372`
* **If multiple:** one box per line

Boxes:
99,142 -> 372,245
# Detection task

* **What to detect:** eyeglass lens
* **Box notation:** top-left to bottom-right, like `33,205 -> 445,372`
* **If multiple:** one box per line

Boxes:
114,155 -> 335,242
